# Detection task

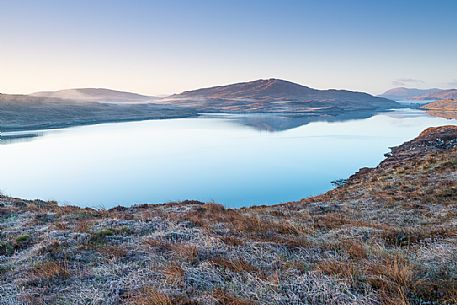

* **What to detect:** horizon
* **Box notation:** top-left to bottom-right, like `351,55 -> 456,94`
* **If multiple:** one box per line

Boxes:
3,77 -> 457,98
1,0 -> 457,96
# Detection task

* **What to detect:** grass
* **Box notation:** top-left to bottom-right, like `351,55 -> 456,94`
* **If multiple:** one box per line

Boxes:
30,261 -> 69,281
381,227 -> 457,247
124,287 -> 173,305
315,260 -> 359,282
212,289 -> 255,305
15,234 -> 30,244
89,228 -> 114,245
0,241 -> 15,256
163,264 -> 185,285
97,245 -> 128,259
366,256 -> 413,305
209,257 -> 260,275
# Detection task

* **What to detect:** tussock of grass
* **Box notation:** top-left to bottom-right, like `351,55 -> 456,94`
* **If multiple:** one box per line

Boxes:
29,261 -> 70,281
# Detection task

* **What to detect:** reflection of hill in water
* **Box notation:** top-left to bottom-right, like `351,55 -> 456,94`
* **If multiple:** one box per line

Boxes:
0,133 -> 41,144
425,110 -> 457,120
207,111 -> 381,132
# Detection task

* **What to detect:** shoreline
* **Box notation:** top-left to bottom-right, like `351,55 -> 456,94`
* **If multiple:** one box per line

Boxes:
1,107 -> 405,135
0,113 -> 199,134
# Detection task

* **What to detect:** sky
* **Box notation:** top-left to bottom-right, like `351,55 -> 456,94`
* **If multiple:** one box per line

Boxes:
1,0 -> 457,96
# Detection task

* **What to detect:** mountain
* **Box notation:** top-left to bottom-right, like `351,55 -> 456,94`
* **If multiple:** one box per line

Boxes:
165,78 -> 399,112
30,88 -> 153,103
379,87 -> 457,101
171,78 -> 316,100
379,87 -> 444,100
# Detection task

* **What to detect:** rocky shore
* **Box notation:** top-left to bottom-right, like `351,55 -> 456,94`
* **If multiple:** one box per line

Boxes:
0,126 -> 456,304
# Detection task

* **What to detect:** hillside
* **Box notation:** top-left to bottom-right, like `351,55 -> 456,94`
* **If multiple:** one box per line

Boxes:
0,94 -> 195,132
31,88 -> 153,103
0,125 -> 456,304
422,99 -> 457,111
421,99 -> 457,120
428,89 -> 457,100
379,87 -> 443,100
165,79 -> 399,113
380,87 -> 457,101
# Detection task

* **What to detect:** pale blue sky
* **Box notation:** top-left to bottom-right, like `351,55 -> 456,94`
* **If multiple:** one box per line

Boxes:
1,0 -> 456,95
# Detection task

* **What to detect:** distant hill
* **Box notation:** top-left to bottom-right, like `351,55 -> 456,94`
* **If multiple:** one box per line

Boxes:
30,88 -> 153,103
165,78 -> 399,112
0,93 -> 195,132
379,87 -> 444,100
421,99 -> 457,120
428,89 -> 457,100
171,78 -> 316,100
379,87 -> 457,101
422,99 -> 457,111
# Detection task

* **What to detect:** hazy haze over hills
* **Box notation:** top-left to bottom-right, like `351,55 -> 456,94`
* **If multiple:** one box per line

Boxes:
0,93 -> 194,132
379,87 -> 444,100
430,89 -> 457,100
31,88 -> 153,103
379,87 -> 457,101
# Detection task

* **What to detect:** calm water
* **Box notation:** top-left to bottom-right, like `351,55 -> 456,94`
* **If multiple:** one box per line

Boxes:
0,109 -> 455,208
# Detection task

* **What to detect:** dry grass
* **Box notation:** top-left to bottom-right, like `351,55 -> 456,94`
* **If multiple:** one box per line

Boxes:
125,287 -> 173,305
326,239 -> 368,259
52,221 -> 69,230
184,203 -> 303,238
209,257 -> 260,275
366,256 -> 413,305
221,236 -> 244,246
314,213 -> 350,230
174,244 -> 199,262
144,239 -> 198,262
163,264 -> 185,285
212,288 -> 255,305
97,245 -> 128,259
381,227 -> 457,247
75,219 -> 94,233
413,278 -> 457,304
30,261 -> 69,281
315,260 -> 359,282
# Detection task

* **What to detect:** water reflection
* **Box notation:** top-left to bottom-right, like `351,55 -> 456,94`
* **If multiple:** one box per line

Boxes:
0,132 -> 42,144
0,108 -> 455,208
198,110 -> 385,132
